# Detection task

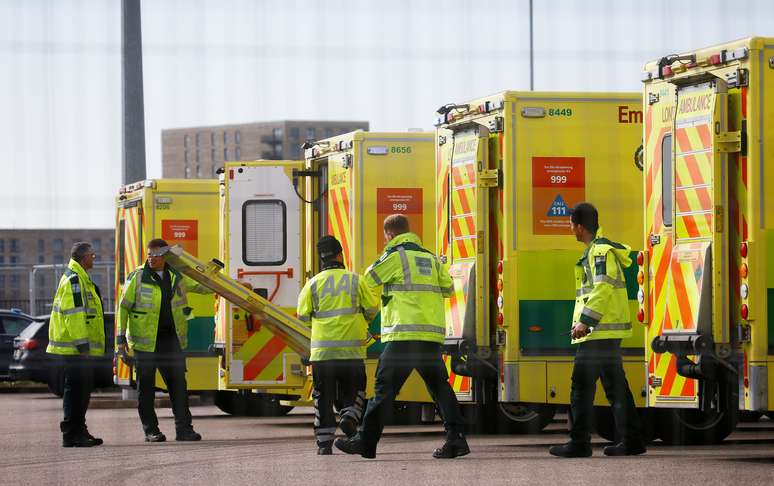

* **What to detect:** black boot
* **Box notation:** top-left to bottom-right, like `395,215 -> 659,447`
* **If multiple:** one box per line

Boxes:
175,428 -> 202,441
317,445 -> 333,455
432,434 -> 470,459
334,437 -> 376,459
144,430 -> 167,442
63,434 -> 102,448
549,441 -> 592,458
603,441 -> 646,456
339,414 -> 358,438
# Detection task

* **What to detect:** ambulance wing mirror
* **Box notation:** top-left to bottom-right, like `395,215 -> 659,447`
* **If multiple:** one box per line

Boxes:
291,168 -> 326,205
634,143 -> 644,171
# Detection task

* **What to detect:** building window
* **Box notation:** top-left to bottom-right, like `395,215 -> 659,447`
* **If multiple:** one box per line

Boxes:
0,256 -> 4,264
223,131 -> 228,145
211,148 -> 216,163
273,144 -> 283,157
235,130 -> 241,144
38,255 -> 44,264
224,148 -> 228,161
10,256 -> 18,264
54,255 -> 64,264
210,132 -> 215,146
242,200 -> 286,265
0,239 -> 4,252
195,133 -> 201,147
10,274 -> 20,288
53,238 -> 63,253
185,166 -> 191,178
272,128 -> 283,139
109,238 -> 115,252
235,146 -> 241,161
289,127 -> 299,139
325,128 -> 333,138
290,145 -> 300,159
38,239 -> 44,253
196,165 -> 202,178
10,239 -> 18,252
306,127 -> 315,140
184,134 -> 190,147
92,239 -> 101,252
0,275 -> 5,288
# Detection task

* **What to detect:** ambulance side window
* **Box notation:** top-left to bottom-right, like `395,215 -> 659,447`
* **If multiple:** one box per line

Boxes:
242,200 -> 287,266
661,134 -> 673,227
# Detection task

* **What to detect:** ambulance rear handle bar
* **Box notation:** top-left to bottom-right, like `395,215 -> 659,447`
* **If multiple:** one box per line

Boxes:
237,268 -> 294,302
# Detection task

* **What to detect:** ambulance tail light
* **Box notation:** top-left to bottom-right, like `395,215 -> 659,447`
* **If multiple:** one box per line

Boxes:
709,53 -> 722,66
497,261 -> 503,274
637,250 -> 649,324
497,312 -> 504,326
740,242 -> 748,258
741,304 -> 749,320
740,263 -> 749,279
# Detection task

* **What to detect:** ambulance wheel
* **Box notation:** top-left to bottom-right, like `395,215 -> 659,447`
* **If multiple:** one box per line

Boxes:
592,406 -> 655,443
656,375 -> 738,445
215,391 -> 247,415
386,402 -> 423,425
494,403 -> 556,434
766,412 -> 774,421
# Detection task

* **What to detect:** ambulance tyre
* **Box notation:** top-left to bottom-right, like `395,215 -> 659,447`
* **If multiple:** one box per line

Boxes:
591,406 -> 656,443
494,403 -> 556,434
656,373 -> 738,445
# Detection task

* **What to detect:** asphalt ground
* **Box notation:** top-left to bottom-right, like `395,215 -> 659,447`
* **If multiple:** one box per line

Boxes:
0,392 -> 772,486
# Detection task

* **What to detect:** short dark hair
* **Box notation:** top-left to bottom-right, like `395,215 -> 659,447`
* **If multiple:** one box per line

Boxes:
570,202 -> 599,234
147,238 -> 168,249
70,242 -> 93,263
383,214 -> 410,235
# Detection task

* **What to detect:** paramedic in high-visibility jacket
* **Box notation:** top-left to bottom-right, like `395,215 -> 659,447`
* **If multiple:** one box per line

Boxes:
117,238 -> 212,443
297,235 -> 379,455
47,242 -> 105,447
335,214 -> 469,459
550,202 -> 646,458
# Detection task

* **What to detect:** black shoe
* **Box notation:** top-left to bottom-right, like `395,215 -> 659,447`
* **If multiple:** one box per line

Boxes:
339,415 -> 358,438
549,442 -> 592,458
317,446 -> 332,455
432,436 -> 470,459
62,435 -> 102,448
144,431 -> 167,443
334,437 -> 376,459
82,430 -> 103,446
176,429 -> 202,441
603,442 -> 646,456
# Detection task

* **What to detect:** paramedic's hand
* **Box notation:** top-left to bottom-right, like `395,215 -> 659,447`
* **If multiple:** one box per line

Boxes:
237,280 -> 253,290
571,323 -> 590,339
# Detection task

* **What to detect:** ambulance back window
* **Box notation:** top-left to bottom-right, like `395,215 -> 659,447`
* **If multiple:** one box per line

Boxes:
242,200 -> 287,265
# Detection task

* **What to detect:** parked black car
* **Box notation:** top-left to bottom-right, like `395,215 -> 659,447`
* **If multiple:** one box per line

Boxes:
9,313 -> 116,396
0,309 -> 38,380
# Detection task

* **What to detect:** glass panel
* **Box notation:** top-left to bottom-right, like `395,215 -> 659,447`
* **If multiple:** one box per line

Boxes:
243,200 -> 286,265
661,134 -> 673,227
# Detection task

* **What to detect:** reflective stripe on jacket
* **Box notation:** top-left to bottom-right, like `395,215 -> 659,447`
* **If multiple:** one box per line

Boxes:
47,259 -> 105,356
297,265 -> 379,361
572,230 -> 633,344
117,262 -> 211,352
363,232 -> 452,344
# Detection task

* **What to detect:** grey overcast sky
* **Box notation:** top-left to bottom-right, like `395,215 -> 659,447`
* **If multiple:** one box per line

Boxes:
1,0 -> 773,229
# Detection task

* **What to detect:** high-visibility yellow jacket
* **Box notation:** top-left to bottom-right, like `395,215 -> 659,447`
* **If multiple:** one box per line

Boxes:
572,230 -> 633,344
117,262 -> 211,352
297,263 -> 379,361
363,232 -> 453,344
47,259 -> 105,356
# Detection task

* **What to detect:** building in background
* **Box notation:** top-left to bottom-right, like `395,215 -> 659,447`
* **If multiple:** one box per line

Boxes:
0,229 -> 115,314
162,120 -> 369,178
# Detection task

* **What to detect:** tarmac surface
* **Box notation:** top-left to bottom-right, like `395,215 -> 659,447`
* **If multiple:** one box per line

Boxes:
1,391 -> 772,486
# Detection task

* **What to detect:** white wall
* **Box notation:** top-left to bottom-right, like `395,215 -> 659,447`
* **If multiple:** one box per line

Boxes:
0,0 -> 772,228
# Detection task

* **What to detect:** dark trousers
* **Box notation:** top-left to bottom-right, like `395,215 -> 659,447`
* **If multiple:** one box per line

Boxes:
311,359 -> 366,448
61,355 -> 94,437
360,341 -> 464,450
570,339 -> 643,445
135,336 -> 192,434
